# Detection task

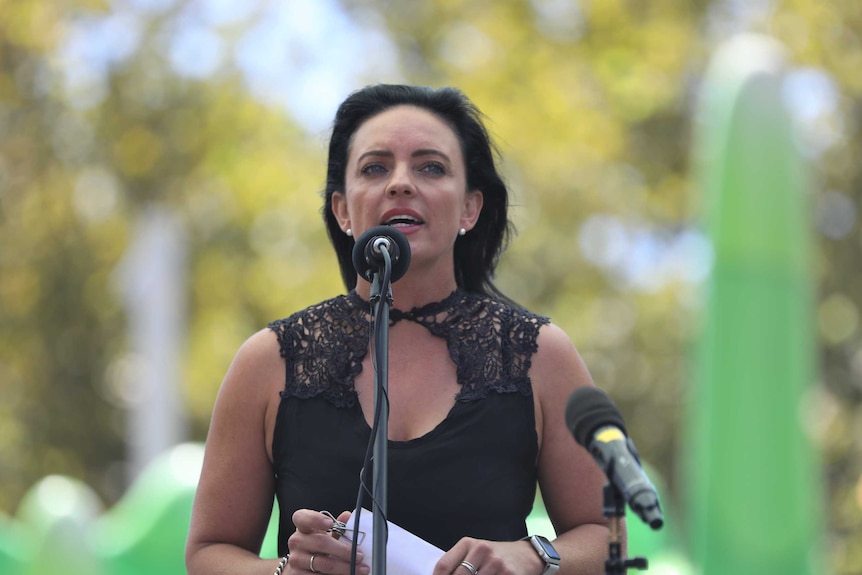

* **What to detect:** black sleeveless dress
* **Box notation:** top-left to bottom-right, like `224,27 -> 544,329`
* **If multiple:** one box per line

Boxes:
267,289 -> 550,555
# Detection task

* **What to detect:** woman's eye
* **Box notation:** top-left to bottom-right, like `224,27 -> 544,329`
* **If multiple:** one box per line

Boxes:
360,163 -> 387,176
420,162 -> 447,176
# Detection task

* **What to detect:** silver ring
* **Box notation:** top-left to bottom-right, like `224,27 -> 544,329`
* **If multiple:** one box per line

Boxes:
310,553 -> 321,573
459,560 -> 478,575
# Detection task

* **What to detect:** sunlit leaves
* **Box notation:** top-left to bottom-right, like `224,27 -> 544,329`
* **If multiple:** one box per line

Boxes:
1,1 -> 63,51
0,0 -> 334,513
113,125 -> 164,177
1,2 -> 860,571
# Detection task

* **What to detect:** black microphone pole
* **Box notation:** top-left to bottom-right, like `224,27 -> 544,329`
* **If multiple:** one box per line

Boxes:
351,226 -> 411,575
603,483 -> 648,575
369,252 -> 391,575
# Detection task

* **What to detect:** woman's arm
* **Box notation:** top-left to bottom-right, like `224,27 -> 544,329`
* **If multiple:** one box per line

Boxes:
531,322 -> 614,575
434,322 -> 612,575
185,328 -> 285,575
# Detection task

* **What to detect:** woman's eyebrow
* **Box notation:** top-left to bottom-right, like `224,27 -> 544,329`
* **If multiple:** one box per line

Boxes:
355,148 -> 451,163
411,148 -> 451,162
356,149 -> 393,163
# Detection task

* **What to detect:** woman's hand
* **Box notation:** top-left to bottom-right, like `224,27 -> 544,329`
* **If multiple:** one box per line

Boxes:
433,537 -> 543,575
287,510 -> 370,575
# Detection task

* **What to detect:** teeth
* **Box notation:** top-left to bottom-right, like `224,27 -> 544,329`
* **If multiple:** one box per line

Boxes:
383,216 -> 420,226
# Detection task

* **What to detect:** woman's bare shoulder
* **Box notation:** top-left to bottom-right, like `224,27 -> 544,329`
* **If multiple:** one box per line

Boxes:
215,327 -> 284,407
533,321 -> 588,372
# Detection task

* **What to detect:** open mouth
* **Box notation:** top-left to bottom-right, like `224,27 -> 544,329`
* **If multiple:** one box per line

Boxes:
381,215 -> 424,228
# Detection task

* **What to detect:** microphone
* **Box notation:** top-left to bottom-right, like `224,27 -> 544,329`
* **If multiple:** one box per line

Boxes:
352,225 -> 411,283
565,386 -> 664,530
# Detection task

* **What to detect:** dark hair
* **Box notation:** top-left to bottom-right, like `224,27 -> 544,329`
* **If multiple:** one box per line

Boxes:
323,84 -> 513,298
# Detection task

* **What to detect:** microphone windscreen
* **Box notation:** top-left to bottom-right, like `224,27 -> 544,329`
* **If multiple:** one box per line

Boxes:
565,386 -> 627,448
351,225 -> 412,283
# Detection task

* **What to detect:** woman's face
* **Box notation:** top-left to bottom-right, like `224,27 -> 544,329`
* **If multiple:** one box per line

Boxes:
332,105 -> 482,278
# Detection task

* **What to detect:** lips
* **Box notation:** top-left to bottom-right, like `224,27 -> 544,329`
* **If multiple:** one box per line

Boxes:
380,209 -> 424,228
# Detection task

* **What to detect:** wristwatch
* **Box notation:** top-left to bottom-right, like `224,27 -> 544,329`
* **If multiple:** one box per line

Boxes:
523,534 -> 561,574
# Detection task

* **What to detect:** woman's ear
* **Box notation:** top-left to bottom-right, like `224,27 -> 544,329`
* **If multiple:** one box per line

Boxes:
460,189 -> 483,232
331,191 -> 351,232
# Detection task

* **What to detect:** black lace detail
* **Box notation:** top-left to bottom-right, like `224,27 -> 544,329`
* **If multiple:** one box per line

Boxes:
268,290 -> 549,407
268,295 -> 369,408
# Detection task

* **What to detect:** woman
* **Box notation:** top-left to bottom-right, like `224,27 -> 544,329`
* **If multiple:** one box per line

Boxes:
186,84 -> 613,575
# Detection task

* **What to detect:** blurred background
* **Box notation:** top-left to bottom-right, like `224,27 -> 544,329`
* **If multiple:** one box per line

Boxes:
0,0 -> 859,573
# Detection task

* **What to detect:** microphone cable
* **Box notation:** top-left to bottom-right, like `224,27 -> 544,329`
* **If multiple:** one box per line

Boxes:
349,248 -> 393,575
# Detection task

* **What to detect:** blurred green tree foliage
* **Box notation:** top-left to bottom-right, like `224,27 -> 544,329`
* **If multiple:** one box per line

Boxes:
1,0 -> 860,572
770,2 -> 862,572
0,0 -> 340,511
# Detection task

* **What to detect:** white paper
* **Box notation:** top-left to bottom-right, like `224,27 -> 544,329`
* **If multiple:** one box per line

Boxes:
352,508 -> 445,574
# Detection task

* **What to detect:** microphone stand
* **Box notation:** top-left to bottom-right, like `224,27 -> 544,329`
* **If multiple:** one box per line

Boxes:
603,482 -> 648,575
368,250 -> 394,575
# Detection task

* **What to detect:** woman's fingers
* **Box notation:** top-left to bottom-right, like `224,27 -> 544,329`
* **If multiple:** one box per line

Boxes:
288,549 -> 369,575
288,509 -> 368,573
292,509 -> 338,533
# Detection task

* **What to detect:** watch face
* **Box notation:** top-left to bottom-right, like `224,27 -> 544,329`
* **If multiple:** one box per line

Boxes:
535,535 -> 561,562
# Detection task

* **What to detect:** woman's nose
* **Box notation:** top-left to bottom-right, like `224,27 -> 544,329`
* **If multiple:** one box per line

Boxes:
385,166 -> 416,197
386,185 -> 414,197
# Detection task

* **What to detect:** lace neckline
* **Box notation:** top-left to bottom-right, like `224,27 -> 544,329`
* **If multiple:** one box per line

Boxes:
346,288 -> 464,324
269,289 -> 549,408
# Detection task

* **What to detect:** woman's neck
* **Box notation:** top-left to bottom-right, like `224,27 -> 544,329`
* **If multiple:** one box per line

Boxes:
353,274 -> 458,311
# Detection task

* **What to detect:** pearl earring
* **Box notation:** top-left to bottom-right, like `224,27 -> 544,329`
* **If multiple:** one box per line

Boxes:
346,228 -> 353,237
458,228 -> 466,236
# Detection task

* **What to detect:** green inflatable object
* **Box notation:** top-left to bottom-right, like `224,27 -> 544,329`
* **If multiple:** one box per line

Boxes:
89,443 -> 279,575
16,475 -> 105,575
685,34 -> 825,574
0,512 -> 26,575
90,443 -> 205,575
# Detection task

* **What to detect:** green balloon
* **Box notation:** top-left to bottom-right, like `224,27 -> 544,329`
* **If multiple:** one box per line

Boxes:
685,34 -> 825,574
91,443 -> 205,575
0,512 -> 26,575
16,475 -> 104,575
